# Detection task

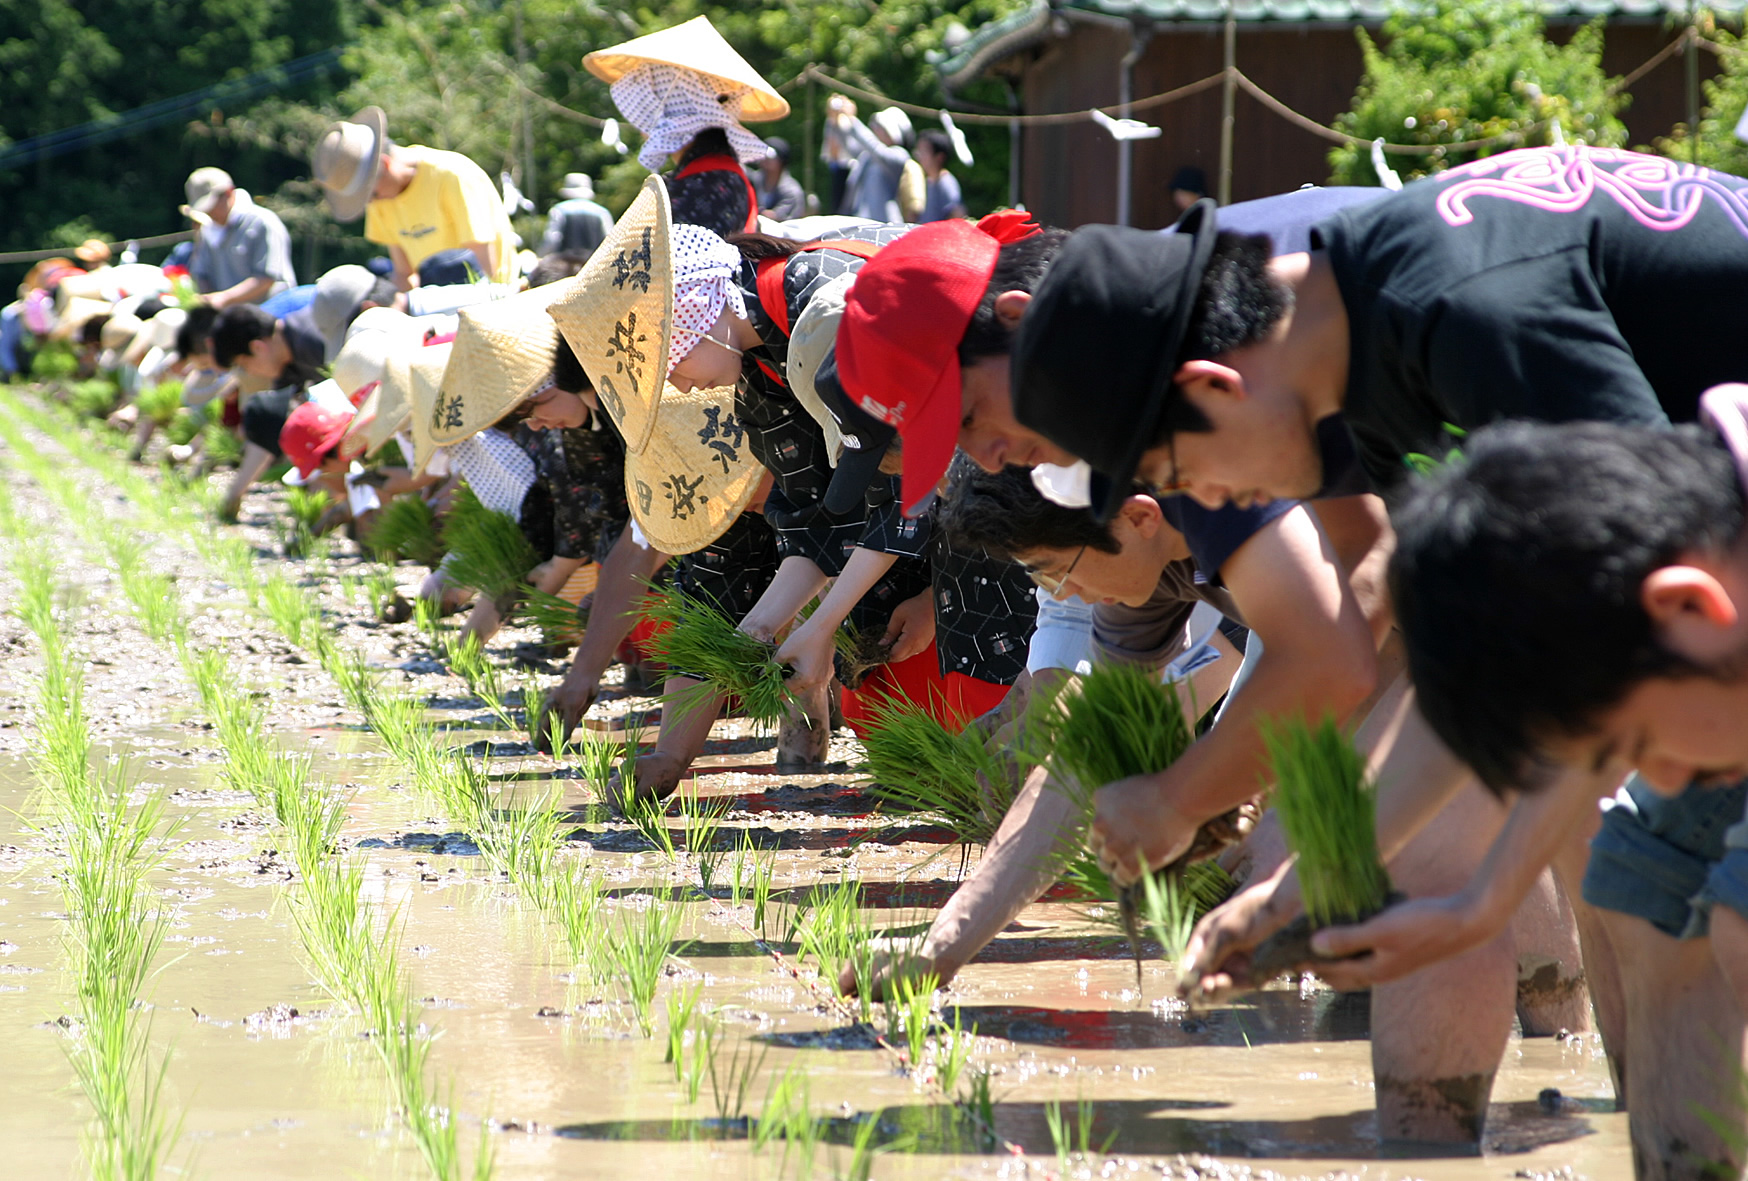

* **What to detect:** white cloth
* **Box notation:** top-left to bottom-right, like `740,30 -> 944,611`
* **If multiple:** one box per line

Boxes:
346,463 -> 383,516
668,223 -> 748,371
447,428 -> 535,516
1033,461 -> 1093,509
407,283 -> 512,318
1026,588 -> 1095,675
611,63 -> 768,171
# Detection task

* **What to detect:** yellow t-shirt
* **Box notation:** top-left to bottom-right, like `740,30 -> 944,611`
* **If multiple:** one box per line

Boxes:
364,147 -> 518,284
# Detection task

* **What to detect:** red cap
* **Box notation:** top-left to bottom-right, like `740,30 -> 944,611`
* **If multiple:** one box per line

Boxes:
280,401 -> 355,478
837,211 -> 1040,512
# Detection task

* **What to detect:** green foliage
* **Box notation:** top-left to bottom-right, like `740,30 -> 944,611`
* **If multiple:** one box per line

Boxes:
1329,0 -> 1626,186
133,381 -> 184,428
1029,664 -> 1195,809
200,421 -> 244,467
68,379 -> 120,419
1659,27 -> 1748,174
31,342 -> 79,382
858,696 -> 1007,845
1264,716 -> 1391,927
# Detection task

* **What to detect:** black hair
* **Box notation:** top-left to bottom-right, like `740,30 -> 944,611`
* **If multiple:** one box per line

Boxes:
551,334 -> 591,395
80,315 -> 110,346
724,230 -> 807,263
1392,420 -> 1748,794
917,130 -> 953,162
938,460 -> 1123,561
365,276 -> 398,307
210,303 -> 277,368
175,303 -> 220,359
527,251 -> 590,289
1157,231 -> 1291,437
765,136 -> 791,165
676,126 -> 733,168
957,228 -> 1072,364
134,297 -> 167,321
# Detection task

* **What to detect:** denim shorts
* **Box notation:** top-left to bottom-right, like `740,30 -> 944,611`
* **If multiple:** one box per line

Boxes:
1582,774 -> 1748,939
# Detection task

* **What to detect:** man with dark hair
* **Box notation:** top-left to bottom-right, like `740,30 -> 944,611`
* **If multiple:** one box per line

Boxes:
209,301 -> 327,520
915,130 -> 965,223
756,137 -> 806,222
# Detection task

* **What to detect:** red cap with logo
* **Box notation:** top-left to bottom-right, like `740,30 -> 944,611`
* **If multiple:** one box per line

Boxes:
280,401 -> 355,478
836,210 -> 1040,513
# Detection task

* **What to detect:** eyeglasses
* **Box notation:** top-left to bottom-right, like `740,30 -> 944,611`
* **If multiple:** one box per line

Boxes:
1146,435 -> 1193,497
1019,544 -> 1086,597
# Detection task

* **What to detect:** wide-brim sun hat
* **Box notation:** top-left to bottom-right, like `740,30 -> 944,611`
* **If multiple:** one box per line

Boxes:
623,381 -> 763,554
583,16 -> 789,123
347,337 -> 425,460
121,306 -> 187,370
548,175 -> 673,455
311,106 -> 389,223
1012,198 -> 1219,522
405,342 -> 456,474
333,306 -> 422,404
430,282 -> 566,450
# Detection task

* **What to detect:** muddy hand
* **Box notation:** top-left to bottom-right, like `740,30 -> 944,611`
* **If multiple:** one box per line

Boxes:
1179,861 -> 1301,1006
1090,774 -> 1195,887
1303,894 -> 1483,991
533,679 -> 594,755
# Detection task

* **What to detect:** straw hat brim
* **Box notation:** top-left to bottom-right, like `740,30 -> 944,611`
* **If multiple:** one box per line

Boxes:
431,284 -> 565,448
405,342 -> 456,475
549,175 -> 673,456
584,16 -> 789,123
319,106 -> 388,223
624,381 -> 763,554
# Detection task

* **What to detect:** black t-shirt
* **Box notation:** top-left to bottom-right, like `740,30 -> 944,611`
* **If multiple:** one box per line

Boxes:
1315,145 -> 1748,493
1160,497 -> 1293,584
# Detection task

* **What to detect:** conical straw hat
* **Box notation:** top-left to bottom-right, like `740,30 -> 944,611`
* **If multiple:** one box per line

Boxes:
548,175 -> 672,456
624,381 -> 763,554
405,342 -> 457,475
431,283 -> 565,449
583,16 -> 789,123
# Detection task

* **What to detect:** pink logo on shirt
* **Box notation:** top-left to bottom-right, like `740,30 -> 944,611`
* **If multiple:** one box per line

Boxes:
1432,146 -> 1748,237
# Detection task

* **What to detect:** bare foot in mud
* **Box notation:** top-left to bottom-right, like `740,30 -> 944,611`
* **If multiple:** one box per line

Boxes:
607,752 -> 685,812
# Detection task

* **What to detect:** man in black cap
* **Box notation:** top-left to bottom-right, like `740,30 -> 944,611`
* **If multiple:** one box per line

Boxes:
756,137 -> 807,222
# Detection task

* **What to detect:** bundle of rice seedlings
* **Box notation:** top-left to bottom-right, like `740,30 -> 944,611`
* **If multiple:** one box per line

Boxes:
858,696 -> 1008,845
31,342 -> 78,382
1026,663 -> 1200,982
163,407 -> 201,447
201,420 -> 243,466
441,485 -> 538,601
68,378 -> 118,418
286,486 -> 330,534
640,585 -> 789,726
1233,716 -> 1396,988
833,622 -> 893,690
367,494 -> 446,568
133,380 -> 183,427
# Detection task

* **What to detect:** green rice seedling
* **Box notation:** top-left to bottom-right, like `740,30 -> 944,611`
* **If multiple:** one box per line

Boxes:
1264,716 -> 1392,928
640,585 -> 790,727
441,486 -> 538,601
569,721 -> 621,795
550,863 -> 604,969
795,878 -> 879,1022
754,1064 -> 819,1173
367,567 -> 401,613
676,791 -> 731,893
69,379 -> 120,419
1044,1098 -> 1071,1175
962,1069 -> 997,1149
327,647 -> 380,718
664,983 -> 702,1077
729,831 -> 754,909
413,593 -> 445,646
446,635 -> 515,730
259,574 -> 322,649
750,850 -> 776,942
602,896 -> 691,1036
706,1033 -> 768,1127
515,587 -> 590,640
30,340 -> 78,381
132,379 -> 183,428
933,1009 -> 976,1095
890,971 -> 938,1074
474,790 -> 561,893
624,792 -> 677,862
200,420 -> 243,467
368,493 -> 447,568
837,1112 -> 912,1181
163,407 -> 201,448
278,486 -> 331,558
858,697 -> 1008,845
680,1013 -> 716,1106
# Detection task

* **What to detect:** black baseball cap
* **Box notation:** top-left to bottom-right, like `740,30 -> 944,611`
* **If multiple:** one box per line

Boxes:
1011,198 -> 1218,520
813,348 -> 897,515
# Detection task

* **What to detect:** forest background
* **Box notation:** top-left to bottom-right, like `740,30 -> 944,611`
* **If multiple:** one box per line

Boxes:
6,0 -> 1748,293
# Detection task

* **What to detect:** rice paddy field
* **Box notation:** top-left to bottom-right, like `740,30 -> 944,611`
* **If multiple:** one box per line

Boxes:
0,385 -> 1628,1180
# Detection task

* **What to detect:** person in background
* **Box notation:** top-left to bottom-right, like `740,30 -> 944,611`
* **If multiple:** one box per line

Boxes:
209,301 -> 327,521
309,264 -> 512,363
756,137 -> 807,222
181,167 -> 298,309
916,129 -> 966,223
839,105 -> 914,224
540,173 -> 615,257
310,106 -> 518,289
820,95 -> 856,215
1171,165 -> 1210,213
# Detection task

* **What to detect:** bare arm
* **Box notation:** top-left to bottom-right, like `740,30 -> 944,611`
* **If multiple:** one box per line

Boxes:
204,275 -> 274,311
738,555 -> 830,643
775,546 -> 900,693
1091,504 -> 1378,882
390,246 -> 415,292
461,240 -> 498,281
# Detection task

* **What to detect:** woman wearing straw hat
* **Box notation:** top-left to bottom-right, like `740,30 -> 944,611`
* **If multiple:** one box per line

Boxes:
586,16 -> 789,240
553,177 -> 952,805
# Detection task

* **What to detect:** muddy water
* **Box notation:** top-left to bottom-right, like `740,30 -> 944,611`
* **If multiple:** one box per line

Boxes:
0,403 -> 1630,1180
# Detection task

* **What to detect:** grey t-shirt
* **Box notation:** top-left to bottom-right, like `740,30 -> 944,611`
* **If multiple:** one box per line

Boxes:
1093,559 -> 1244,671
190,192 -> 296,299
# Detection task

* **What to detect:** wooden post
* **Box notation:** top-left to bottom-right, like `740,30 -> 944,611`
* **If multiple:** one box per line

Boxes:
1219,0 -> 1236,205
1686,3 -> 1701,164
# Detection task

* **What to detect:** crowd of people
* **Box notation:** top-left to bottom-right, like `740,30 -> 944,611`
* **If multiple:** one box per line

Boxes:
6,14 -> 1748,1177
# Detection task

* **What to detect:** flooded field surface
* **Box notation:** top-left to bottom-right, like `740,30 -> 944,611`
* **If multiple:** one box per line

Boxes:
0,390 -> 1625,1180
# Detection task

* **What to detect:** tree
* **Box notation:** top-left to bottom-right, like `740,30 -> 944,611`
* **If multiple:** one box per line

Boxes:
1656,23 -> 1748,176
1328,0 -> 1626,186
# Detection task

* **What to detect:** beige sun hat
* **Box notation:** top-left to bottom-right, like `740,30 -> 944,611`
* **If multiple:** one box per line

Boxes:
346,337 -> 423,460
427,283 -> 565,451
548,175 -> 673,455
583,16 -> 789,123
624,381 -> 763,554
405,341 -> 457,474
332,306 -> 420,402
311,106 -> 389,223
